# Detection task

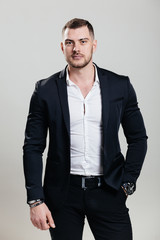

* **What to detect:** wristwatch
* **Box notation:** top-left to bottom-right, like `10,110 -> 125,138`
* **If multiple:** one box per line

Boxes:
122,182 -> 135,195
28,199 -> 41,205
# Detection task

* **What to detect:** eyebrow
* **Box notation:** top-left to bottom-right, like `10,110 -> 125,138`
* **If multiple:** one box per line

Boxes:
65,38 -> 89,42
79,38 -> 89,41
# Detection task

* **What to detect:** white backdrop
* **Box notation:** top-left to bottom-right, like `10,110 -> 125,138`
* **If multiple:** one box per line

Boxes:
0,0 -> 160,239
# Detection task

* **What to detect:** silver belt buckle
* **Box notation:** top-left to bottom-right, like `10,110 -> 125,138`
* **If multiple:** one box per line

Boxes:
82,176 -> 101,189
82,176 -> 93,189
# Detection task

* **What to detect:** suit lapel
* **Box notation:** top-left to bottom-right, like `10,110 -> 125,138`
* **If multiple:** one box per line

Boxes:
56,68 -> 70,136
97,66 -> 110,144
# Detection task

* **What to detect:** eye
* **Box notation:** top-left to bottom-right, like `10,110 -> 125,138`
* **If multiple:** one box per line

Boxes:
65,41 -> 73,46
81,40 -> 87,44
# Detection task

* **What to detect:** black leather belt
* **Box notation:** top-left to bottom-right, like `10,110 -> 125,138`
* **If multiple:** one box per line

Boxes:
70,174 -> 104,190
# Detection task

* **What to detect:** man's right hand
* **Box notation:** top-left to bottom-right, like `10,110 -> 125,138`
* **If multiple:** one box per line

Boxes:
30,202 -> 56,230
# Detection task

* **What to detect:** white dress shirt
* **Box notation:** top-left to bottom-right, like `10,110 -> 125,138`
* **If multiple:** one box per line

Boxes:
66,65 -> 103,176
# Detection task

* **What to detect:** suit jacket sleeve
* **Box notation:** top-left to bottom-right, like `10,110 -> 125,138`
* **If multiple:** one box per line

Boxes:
23,81 -> 47,202
121,78 -> 148,185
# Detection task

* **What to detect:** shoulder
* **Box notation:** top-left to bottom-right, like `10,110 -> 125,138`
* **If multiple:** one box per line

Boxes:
30,68 -> 66,100
96,65 -> 129,83
36,71 -> 62,88
96,64 -> 132,97
33,68 -> 66,93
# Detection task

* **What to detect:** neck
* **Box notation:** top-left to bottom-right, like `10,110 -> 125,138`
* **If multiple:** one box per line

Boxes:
68,61 -> 95,85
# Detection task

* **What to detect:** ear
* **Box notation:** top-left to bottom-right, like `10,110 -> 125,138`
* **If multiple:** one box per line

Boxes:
93,40 -> 97,53
61,42 -> 64,53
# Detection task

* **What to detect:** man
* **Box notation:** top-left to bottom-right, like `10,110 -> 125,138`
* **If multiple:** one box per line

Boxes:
23,18 -> 147,240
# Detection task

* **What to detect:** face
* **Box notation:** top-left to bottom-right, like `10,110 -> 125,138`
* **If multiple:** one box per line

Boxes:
61,26 -> 97,69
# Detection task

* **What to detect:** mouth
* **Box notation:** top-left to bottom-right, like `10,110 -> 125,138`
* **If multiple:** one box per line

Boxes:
72,54 -> 83,60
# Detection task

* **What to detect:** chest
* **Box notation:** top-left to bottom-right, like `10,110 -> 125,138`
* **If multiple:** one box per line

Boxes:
67,83 -> 102,124
78,84 -> 94,98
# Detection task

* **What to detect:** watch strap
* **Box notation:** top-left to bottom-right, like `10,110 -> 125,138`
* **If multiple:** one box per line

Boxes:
28,199 -> 42,205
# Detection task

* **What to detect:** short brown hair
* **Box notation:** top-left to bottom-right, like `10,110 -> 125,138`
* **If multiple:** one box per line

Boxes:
62,18 -> 95,39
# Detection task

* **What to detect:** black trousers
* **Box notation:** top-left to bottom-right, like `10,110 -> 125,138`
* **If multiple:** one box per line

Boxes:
49,178 -> 132,240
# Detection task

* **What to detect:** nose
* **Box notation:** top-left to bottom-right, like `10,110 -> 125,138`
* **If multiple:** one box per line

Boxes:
73,42 -> 80,52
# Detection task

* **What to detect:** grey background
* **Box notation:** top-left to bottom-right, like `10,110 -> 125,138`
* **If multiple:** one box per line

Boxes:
0,0 -> 159,239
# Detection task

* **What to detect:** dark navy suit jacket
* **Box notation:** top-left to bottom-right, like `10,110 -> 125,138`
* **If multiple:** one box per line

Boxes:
23,65 -> 147,210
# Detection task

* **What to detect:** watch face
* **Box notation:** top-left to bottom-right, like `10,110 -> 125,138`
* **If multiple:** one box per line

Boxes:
123,183 -> 135,195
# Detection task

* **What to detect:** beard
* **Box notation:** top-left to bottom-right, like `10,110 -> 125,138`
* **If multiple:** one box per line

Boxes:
65,50 -> 93,69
